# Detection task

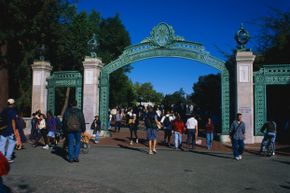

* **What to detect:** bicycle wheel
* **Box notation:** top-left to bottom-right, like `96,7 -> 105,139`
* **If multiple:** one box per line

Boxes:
267,142 -> 274,156
81,142 -> 90,154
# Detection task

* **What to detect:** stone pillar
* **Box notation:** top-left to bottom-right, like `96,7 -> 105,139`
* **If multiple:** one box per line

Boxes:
83,57 -> 103,131
235,51 -> 255,144
31,61 -> 52,114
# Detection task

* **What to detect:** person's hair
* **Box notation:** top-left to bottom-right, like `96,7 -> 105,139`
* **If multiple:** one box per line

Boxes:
191,113 -> 195,117
175,113 -> 181,121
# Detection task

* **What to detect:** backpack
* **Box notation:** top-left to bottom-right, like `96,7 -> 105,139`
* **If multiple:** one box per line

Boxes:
66,111 -> 80,132
145,112 -> 157,129
163,116 -> 171,127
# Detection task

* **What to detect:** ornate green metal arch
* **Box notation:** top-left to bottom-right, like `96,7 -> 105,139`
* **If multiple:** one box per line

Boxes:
254,64 -> 290,135
47,71 -> 83,115
99,23 -> 230,134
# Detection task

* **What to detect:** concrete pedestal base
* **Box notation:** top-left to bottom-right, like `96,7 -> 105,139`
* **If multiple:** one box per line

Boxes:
220,135 -> 231,143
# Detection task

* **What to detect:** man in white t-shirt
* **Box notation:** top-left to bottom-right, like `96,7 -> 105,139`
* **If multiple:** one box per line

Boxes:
186,113 -> 198,149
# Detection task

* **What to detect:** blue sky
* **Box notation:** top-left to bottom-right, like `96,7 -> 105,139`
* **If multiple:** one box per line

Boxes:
77,0 -> 289,94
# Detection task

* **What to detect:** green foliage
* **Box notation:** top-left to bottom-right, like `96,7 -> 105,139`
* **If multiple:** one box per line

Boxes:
191,74 -> 221,118
134,82 -> 164,105
254,9 -> 290,70
162,89 -> 187,109
0,0 -> 132,114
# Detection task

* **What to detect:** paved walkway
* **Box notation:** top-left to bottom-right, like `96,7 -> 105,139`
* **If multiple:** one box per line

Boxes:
2,128 -> 290,193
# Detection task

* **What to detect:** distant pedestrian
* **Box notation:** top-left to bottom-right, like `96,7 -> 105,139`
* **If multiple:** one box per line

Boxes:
91,115 -> 101,144
172,113 -> 185,150
185,113 -> 198,149
62,100 -> 86,163
30,112 -> 38,142
114,110 -> 122,132
205,117 -> 214,150
46,111 -> 57,147
16,112 -> 27,149
0,99 -> 17,163
145,106 -> 159,155
128,114 -> 139,145
36,113 -> 49,150
161,110 -> 174,146
229,113 -> 246,160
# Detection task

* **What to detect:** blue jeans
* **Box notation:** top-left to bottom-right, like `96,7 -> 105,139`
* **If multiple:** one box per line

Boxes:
232,139 -> 244,158
186,129 -> 196,148
147,128 -> 157,141
67,132 -> 81,161
261,132 -> 276,153
174,131 -> 182,148
95,131 -> 101,142
0,134 -> 16,160
206,132 -> 213,149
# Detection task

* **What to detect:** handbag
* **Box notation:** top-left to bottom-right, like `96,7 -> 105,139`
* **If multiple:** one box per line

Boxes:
0,152 -> 10,176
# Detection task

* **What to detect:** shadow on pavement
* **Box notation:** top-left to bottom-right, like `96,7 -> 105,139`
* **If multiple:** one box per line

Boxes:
274,160 -> 290,165
118,144 -> 148,154
190,150 -> 233,160
51,146 -> 68,161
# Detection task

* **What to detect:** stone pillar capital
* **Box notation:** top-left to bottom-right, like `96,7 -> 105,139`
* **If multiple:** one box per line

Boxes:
31,60 -> 53,72
235,51 -> 256,63
83,57 -> 104,69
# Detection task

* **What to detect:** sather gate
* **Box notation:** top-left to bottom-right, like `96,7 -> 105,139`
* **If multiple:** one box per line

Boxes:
99,23 -> 231,136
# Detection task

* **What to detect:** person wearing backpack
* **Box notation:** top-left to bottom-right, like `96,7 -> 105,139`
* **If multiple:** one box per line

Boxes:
229,113 -> 246,160
145,106 -> 160,155
62,100 -> 86,163
161,110 -> 174,146
0,99 -> 17,163
260,118 -> 277,156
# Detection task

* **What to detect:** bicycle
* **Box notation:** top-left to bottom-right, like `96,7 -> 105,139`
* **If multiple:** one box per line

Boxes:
260,134 -> 275,156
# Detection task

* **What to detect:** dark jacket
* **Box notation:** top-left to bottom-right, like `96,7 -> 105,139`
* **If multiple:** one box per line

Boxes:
63,107 -> 86,133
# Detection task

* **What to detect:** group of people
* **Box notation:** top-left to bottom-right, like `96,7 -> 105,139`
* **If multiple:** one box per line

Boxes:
0,99 -> 86,163
0,98 -> 278,165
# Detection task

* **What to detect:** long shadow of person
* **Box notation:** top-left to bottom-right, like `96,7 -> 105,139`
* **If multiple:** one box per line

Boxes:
50,146 -> 68,162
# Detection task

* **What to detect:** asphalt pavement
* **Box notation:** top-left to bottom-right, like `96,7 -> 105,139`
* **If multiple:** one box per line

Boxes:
2,143 -> 290,193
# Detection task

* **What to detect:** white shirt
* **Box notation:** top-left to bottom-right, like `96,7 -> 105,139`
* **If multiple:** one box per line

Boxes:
38,119 -> 46,130
161,114 -> 175,123
186,117 -> 198,129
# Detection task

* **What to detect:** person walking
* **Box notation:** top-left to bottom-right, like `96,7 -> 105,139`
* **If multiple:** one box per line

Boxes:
230,113 -> 246,160
114,110 -> 122,132
16,112 -> 27,149
161,110 -> 174,146
145,106 -> 159,155
205,117 -> 214,150
128,114 -> 139,145
0,99 -> 17,163
62,100 -> 86,163
46,111 -> 57,147
172,113 -> 184,150
36,113 -> 49,149
185,113 -> 198,149
90,115 -> 101,144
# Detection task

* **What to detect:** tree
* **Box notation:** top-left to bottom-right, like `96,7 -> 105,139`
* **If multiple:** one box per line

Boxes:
254,9 -> 290,69
162,89 -> 187,110
191,74 -> 221,128
134,82 -> 164,105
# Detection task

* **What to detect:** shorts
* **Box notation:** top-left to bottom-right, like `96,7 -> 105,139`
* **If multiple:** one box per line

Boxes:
47,131 -> 55,138
147,128 -> 157,141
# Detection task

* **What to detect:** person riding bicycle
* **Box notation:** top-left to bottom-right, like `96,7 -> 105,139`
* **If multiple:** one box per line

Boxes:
260,119 -> 277,156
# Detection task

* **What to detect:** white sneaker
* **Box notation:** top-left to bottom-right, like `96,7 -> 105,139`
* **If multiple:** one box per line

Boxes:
235,157 -> 240,160
272,152 -> 275,156
42,145 -> 49,150
130,140 -> 133,145
136,139 -> 139,144
239,155 -> 242,160
148,150 -> 153,155
94,141 -> 99,144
